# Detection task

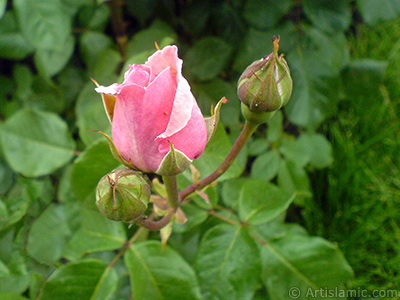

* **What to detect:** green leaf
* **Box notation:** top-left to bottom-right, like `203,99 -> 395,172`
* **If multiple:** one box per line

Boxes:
209,1 -> 246,45
193,125 -> 245,181
193,78 -> 240,128
303,0 -> 352,33
30,76 -> 66,113
13,64 -> 33,104
279,135 -> 311,168
0,293 -> 28,300
297,133 -> 333,169
248,138 -> 269,156
124,240 -> 202,300
126,0 -> 158,26
184,37 -> 232,82
233,24 -> 298,74
243,0 -> 293,30
251,150 -> 281,181
239,179 -> 294,225
37,259 -> 118,300
14,0 -> 71,50
0,246 -> 30,294
26,203 -> 74,265
34,35 -> 75,78
0,195 -> 29,232
79,31 -> 113,70
91,49 -> 121,83
0,258 -> 10,276
78,4 -> 110,31
357,0 -> 400,25
180,1 -> 211,35
0,107 -> 75,177
0,0 -> 6,19
278,160 -> 311,205
173,203 -> 208,233
259,232 -> 353,300
221,177 -> 248,209
0,12 -> 34,60
266,110 -> 283,143
76,82 -> 111,146
60,0 -> 92,18
279,133 -> 333,169
285,28 -> 349,128
126,19 -> 177,60
70,139 -> 120,205
195,224 -> 260,300
63,207 -> 127,260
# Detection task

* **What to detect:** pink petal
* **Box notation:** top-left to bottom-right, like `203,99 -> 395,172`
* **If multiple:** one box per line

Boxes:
145,45 -> 182,77
114,66 -> 178,172
112,84 -> 147,170
122,65 -> 152,88
157,76 -> 194,139
158,104 -> 207,160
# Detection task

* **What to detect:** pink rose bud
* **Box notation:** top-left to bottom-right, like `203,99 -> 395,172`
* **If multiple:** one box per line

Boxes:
95,46 -> 208,175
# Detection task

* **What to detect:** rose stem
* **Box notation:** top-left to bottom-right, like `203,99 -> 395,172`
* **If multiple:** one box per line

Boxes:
179,120 -> 259,201
162,175 -> 180,210
135,212 -> 173,231
105,0 -> 128,63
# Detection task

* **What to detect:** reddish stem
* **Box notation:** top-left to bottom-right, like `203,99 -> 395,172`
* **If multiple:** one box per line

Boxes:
179,121 -> 259,201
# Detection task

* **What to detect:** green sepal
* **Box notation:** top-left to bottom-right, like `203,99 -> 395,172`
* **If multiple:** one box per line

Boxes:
241,102 -> 276,125
160,221 -> 173,251
101,93 -> 116,123
90,130 -> 137,170
204,97 -> 228,143
156,142 -> 192,176
91,78 -> 116,123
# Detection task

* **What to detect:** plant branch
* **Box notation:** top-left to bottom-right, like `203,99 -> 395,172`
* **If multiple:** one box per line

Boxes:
135,212 -> 173,231
162,175 -> 179,210
107,225 -> 146,269
105,0 -> 128,63
179,120 -> 259,201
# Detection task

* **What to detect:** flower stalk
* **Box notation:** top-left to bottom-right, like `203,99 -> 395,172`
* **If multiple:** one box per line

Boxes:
162,175 -> 179,210
179,120 -> 260,201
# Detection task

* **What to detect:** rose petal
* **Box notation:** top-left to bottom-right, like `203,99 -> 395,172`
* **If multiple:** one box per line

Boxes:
158,104 -> 207,160
114,67 -> 178,172
157,76 -> 194,139
122,65 -> 152,88
145,45 -> 182,77
112,84 -> 147,170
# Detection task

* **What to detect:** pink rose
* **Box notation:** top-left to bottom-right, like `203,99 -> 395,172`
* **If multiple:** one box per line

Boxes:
95,46 -> 208,175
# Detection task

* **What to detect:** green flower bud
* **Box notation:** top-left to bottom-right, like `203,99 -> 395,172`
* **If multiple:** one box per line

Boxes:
96,169 -> 150,222
237,36 -> 292,114
241,102 -> 276,125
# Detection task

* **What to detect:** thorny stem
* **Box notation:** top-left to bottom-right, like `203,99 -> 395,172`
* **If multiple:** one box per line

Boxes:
179,120 -> 259,201
162,175 -> 179,211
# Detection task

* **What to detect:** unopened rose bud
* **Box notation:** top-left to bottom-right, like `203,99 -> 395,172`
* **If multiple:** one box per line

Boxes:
94,45 -> 208,176
96,169 -> 150,222
237,36 -> 292,116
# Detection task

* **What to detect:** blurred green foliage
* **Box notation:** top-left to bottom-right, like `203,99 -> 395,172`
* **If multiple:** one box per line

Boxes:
0,0 -> 399,299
